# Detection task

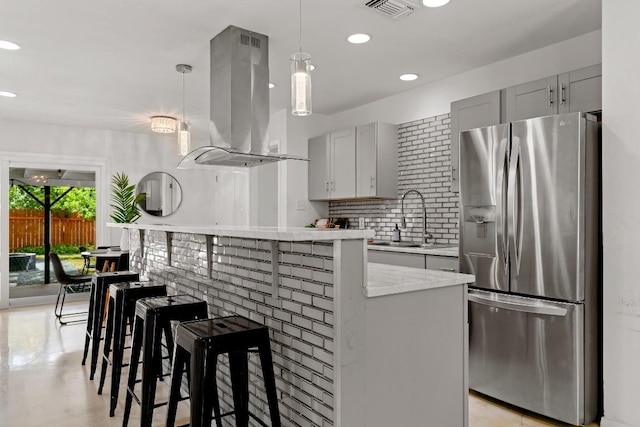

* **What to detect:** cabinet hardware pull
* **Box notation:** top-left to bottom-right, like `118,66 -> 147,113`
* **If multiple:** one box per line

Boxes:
325,181 -> 329,192
548,86 -> 554,106
370,176 -> 375,188
560,84 -> 566,105
440,268 -> 456,272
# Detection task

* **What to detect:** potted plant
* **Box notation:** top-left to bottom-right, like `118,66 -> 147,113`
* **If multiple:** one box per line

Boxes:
110,172 -> 145,250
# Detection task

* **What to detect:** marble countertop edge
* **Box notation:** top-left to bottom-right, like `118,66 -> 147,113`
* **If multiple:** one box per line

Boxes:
109,223 -> 375,241
366,262 -> 475,298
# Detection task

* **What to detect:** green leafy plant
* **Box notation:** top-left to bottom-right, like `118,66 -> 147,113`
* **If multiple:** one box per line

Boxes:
17,244 -> 90,255
110,172 -> 145,223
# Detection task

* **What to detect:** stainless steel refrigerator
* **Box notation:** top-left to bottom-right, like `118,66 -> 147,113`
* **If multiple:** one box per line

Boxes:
459,112 -> 600,426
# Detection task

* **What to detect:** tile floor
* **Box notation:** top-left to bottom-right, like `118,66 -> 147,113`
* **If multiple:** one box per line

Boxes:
0,302 -> 600,427
469,392 -> 599,427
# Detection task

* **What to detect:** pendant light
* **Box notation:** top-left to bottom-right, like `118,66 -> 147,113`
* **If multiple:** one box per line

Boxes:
176,64 -> 192,156
291,0 -> 311,116
150,116 -> 177,133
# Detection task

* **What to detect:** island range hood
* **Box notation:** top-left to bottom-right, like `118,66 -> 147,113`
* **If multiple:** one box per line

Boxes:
178,25 -> 308,168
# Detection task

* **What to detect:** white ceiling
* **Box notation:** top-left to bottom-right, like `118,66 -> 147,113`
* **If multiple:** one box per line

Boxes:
0,0 -> 601,142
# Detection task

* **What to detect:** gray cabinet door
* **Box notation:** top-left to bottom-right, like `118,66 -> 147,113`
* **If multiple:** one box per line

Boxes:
450,91 -> 501,192
425,255 -> 459,272
330,128 -> 356,199
368,250 -> 426,268
356,122 -> 377,198
308,134 -> 331,201
356,122 -> 399,199
558,64 -> 602,114
505,76 -> 558,122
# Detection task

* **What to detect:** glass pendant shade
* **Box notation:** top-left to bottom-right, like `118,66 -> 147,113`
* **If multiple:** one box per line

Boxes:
151,116 -> 177,133
291,52 -> 312,116
178,121 -> 191,156
176,63 -> 193,156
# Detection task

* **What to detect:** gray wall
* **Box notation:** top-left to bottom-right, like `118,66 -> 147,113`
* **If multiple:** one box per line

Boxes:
329,114 -> 458,245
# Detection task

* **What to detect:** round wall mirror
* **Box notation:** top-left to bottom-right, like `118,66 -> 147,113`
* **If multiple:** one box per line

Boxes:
136,172 -> 182,217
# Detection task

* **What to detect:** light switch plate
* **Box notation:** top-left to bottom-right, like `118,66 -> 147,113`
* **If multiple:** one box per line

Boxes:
358,217 -> 365,228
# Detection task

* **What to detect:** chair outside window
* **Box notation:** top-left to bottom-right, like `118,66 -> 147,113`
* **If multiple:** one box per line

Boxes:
79,246 -> 111,274
51,252 -> 92,325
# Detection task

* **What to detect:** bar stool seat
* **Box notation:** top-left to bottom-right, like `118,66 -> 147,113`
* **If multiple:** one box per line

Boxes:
97,281 -> 167,417
122,294 -> 209,427
166,316 -> 281,427
81,271 -> 139,380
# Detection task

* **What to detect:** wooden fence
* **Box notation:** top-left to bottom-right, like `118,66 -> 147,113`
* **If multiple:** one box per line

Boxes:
9,209 -> 95,251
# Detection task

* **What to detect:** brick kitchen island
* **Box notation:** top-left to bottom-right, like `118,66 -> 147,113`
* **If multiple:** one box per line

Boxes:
111,223 -> 474,427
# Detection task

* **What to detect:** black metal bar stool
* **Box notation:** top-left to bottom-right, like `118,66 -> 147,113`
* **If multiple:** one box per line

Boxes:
122,294 -> 209,427
166,316 -> 281,427
81,271 -> 139,380
97,281 -> 167,417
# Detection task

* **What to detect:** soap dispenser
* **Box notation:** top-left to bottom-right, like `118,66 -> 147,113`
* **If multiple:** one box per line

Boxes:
392,224 -> 401,242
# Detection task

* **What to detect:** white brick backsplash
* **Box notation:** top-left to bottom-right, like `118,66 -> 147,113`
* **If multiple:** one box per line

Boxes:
329,112 -> 459,245
128,230 -> 336,427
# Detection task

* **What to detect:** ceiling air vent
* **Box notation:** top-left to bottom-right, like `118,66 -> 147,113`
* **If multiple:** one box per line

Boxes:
365,0 -> 419,19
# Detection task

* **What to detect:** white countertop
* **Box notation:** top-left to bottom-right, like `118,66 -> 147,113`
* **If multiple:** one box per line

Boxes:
367,242 -> 459,257
109,222 -> 375,241
366,262 -> 474,298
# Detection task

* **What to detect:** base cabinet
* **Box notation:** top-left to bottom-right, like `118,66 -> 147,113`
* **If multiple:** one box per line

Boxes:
368,250 -> 458,272
368,250 -> 426,268
426,255 -> 459,272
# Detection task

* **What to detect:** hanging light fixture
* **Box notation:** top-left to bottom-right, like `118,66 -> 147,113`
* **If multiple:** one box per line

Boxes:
176,64 -> 193,156
150,116 -> 177,133
291,0 -> 311,116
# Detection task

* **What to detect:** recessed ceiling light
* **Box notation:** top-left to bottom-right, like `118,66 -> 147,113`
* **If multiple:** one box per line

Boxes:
422,0 -> 450,7
399,73 -> 419,81
0,91 -> 17,97
0,40 -> 21,50
269,83 -> 276,89
347,33 -> 371,44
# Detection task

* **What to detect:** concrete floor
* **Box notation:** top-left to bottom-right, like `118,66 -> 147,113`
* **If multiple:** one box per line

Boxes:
0,302 -> 599,427
0,301 -> 190,426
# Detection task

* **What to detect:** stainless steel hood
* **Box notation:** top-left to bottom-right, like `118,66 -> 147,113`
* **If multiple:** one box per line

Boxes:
178,25 -> 307,168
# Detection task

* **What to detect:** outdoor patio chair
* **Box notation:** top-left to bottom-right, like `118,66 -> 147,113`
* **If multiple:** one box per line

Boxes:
51,252 -> 92,325
79,245 -> 110,274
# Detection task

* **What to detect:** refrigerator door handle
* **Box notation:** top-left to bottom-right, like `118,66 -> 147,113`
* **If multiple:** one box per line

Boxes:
496,136 -> 509,267
507,136 -> 522,274
468,291 -> 568,317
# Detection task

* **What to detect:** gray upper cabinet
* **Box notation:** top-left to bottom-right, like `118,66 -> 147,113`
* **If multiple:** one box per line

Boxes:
454,64 -> 601,192
308,129 -> 356,201
356,122 -> 398,199
505,76 -> 558,122
558,64 -> 602,114
308,134 -> 332,200
331,128 -> 357,199
309,122 -> 397,201
506,64 -> 602,122
450,91 -> 501,192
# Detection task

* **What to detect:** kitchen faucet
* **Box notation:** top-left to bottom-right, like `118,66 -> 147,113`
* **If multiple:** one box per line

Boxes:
400,189 -> 433,247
